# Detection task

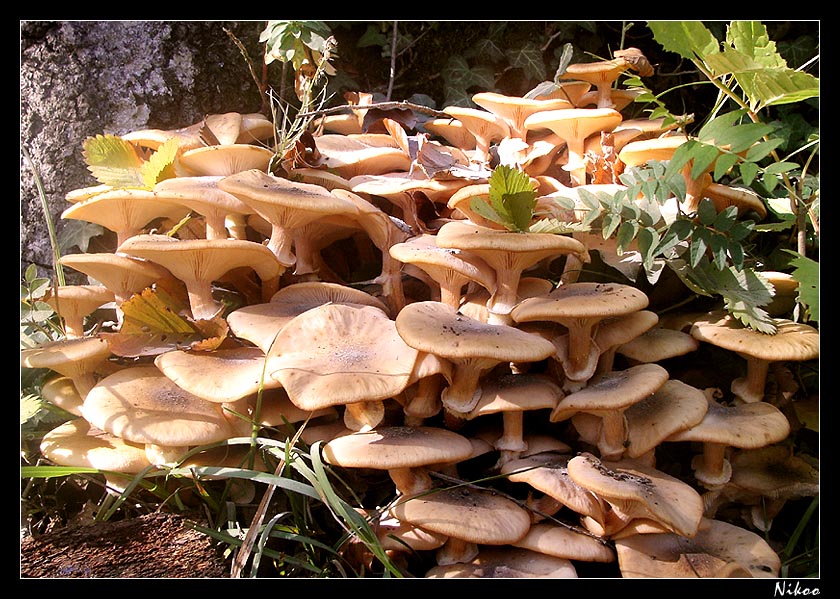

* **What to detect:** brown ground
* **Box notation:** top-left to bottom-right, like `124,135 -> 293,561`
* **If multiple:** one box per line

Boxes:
20,512 -> 230,578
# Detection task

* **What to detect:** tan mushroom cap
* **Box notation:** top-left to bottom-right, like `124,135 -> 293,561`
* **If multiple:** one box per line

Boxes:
312,134 -> 412,178
176,143 -> 274,177
59,252 -> 175,305
81,365 -> 234,451
499,452 -> 607,524
153,175 -> 254,240
617,134 -> 689,168
267,303 -> 419,430
154,346 -> 282,404
512,282 -> 649,383
617,326 -> 700,364
395,301 -> 556,415
322,425 -> 474,496
666,393 -> 791,488
43,284 -> 115,338
704,182 -> 768,219
118,234 -> 283,320
423,117 -> 478,150
436,220 -> 586,320
551,363 -> 670,421
467,372 -> 563,464
389,234 -> 496,309
567,453 -> 705,539
472,92 -> 574,140
622,379 -> 709,459
218,168 -> 359,267
227,281 -> 389,353
21,336 -> 113,399
564,59 -> 634,107
39,419 -> 153,493
593,309 -> 660,373
41,375 -> 85,416
513,522 -> 616,563
390,485 -> 531,546
60,188 -> 190,247
729,445 -> 819,501
425,546 -> 578,578
524,108 -> 623,185
615,517 -> 782,578
690,311 -> 819,403
442,106 -> 511,163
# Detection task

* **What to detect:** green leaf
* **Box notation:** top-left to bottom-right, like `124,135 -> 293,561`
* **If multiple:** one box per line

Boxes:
697,199 -> 717,226
739,161 -> 759,186
713,152 -> 740,180
140,137 -> 180,189
528,218 -> 590,234
690,229 -> 709,267
726,21 -> 787,68
744,139 -> 785,163
504,190 -> 538,232
647,21 -> 720,60
506,42 -> 546,82
469,197 -> 510,228
710,233 -> 728,270
82,134 -> 145,187
615,221 -> 639,255
782,250 -> 819,324
763,161 -> 800,175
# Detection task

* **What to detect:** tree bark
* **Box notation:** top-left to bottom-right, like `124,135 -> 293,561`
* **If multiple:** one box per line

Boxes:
20,20 -> 267,280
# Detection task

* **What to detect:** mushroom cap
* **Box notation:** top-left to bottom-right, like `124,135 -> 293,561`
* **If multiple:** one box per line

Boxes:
39,418 -> 151,474
153,175 -> 253,215
565,59 -> 632,85
472,92 -> 574,138
395,300 -> 556,363
322,425 -> 474,470
666,394 -> 791,449
615,517 -> 782,578
226,281 -> 389,353
43,284 -> 116,336
623,379 -> 709,458
218,169 -> 358,225
524,107 -> 623,141
312,134 -> 412,178
21,336 -> 112,381
41,375 -> 85,416
499,452 -> 606,522
593,310 -> 660,352
441,106 -> 511,144
617,134 -> 689,168
176,144 -> 274,177
512,281 -> 650,324
728,445 -> 819,500
58,252 -> 174,300
617,327 -> 700,363
118,234 -> 282,289
268,303 -> 419,410
690,311 -> 820,363
422,117 -> 478,150
81,365 -> 234,447
467,372 -> 563,417
154,346 -> 282,403
550,363 -> 670,422
512,522 -> 616,563
390,485 -> 531,545
567,453 -> 705,538
436,220 -> 586,262
60,188 -> 190,241
425,546 -> 578,578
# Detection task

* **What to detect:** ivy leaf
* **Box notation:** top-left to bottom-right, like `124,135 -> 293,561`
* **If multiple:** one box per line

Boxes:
82,134 -> 145,188
506,42 -> 546,82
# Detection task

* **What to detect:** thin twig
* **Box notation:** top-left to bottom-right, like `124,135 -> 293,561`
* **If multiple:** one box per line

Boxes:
298,100 -> 449,119
386,21 -> 398,101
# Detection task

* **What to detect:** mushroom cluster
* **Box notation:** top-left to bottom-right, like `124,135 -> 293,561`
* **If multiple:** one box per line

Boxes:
24,52 -> 818,579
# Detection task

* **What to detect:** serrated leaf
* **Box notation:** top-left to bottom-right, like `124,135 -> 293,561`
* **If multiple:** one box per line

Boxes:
504,190 -> 538,232
782,250 -> 819,324
713,266 -> 777,332
528,218 -> 590,234
726,21 -> 787,69
470,197 -> 512,229
140,137 -> 180,188
83,134 -> 145,187
647,21 -> 720,61
710,233 -> 728,270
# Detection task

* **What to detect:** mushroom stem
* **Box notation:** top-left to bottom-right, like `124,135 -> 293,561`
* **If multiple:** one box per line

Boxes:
436,537 -> 479,566
442,359 -> 496,417
496,411 -> 528,467
599,410 -> 629,461
403,376 -> 444,426
389,467 -> 434,497
265,225 -> 296,268
564,320 -> 600,382
225,214 -> 249,240
693,442 -> 733,488
732,354 -> 771,404
343,400 -> 386,432
185,281 -> 224,320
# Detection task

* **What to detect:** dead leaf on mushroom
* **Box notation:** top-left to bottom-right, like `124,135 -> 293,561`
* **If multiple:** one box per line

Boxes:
613,48 -> 655,77
101,285 -> 227,357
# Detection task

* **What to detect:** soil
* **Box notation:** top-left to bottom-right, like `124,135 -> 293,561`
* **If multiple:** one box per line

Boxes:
20,512 -> 229,579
